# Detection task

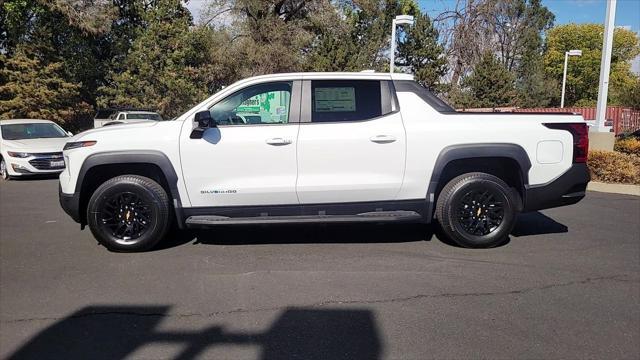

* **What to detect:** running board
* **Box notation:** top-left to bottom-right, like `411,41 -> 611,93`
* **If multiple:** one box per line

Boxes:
185,211 -> 422,227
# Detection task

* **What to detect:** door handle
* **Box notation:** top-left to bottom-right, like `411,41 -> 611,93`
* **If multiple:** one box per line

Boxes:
266,137 -> 292,146
369,135 -> 396,144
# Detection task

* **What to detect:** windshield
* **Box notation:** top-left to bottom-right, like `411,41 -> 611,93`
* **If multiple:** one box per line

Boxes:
127,113 -> 163,121
1,123 -> 68,140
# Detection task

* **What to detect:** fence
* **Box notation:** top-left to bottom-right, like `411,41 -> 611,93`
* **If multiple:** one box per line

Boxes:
513,106 -> 640,135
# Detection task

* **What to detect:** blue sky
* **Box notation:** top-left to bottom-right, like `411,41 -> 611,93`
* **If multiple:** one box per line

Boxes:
419,0 -> 640,32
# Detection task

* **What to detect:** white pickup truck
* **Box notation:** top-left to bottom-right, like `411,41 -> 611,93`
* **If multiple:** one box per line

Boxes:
59,72 -> 590,252
93,109 -> 163,128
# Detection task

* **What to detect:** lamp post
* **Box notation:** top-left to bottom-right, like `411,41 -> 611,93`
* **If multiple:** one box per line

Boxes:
594,0 -> 617,131
561,49 -> 582,108
390,15 -> 415,73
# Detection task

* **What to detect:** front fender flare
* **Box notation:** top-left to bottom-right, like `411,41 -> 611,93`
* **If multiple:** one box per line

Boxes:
75,150 -> 184,227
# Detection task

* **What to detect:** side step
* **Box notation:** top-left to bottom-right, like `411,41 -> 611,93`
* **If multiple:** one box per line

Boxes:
185,211 -> 422,227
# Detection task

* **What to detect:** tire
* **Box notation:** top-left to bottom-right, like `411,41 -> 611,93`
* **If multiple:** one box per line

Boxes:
435,172 -> 518,249
0,157 -> 10,180
87,175 -> 171,252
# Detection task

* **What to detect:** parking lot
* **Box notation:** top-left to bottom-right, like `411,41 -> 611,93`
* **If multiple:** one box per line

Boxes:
0,178 -> 638,359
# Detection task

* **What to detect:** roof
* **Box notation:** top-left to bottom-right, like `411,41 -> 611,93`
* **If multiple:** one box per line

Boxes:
0,119 -> 56,125
237,71 -> 414,82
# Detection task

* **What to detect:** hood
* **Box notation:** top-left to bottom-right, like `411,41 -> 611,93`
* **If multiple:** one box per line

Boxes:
2,137 -> 69,153
77,121 -> 158,138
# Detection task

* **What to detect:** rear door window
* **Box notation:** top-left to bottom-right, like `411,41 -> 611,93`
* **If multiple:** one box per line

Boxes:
311,80 -> 391,123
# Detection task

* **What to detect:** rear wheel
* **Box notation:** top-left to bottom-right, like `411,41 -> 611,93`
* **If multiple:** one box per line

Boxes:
87,175 -> 171,252
435,172 -> 518,248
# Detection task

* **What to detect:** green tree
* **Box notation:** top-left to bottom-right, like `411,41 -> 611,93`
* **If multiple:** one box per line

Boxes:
0,47 -> 91,124
462,52 -> 516,108
509,0 -> 556,107
98,0 -> 214,118
616,76 -> 640,109
305,0 -> 413,72
544,23 -> 640,107
397,12 -> 448,92
0,0 -> 144,122
516,55 -> 557,107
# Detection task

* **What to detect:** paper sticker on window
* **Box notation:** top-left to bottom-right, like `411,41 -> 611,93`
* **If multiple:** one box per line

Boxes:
315,87 -> 356,112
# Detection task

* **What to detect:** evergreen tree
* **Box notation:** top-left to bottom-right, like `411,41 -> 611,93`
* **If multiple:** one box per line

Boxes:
462,52 -> 516,108
0,47 -> 91,124
397,12 -> 448,92
516,53 -> 556,108
98,0 -> 214,118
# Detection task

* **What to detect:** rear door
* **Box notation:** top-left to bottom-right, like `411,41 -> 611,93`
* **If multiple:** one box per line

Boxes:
295,79 -> 406,204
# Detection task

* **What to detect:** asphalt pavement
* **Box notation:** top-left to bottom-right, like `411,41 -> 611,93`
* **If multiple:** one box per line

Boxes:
0,178 -> 639,359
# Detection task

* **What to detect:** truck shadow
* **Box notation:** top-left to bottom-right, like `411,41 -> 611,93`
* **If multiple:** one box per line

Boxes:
159,211 -> 567,249
511,211 -> 568,237
7,305 -> 382,360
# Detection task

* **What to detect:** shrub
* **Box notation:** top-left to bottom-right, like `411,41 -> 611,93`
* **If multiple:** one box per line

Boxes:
587,150 -> 640,184
614,137 -> 640,156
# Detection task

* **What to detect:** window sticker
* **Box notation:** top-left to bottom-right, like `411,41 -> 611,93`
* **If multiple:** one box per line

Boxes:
314,87 -> 356,112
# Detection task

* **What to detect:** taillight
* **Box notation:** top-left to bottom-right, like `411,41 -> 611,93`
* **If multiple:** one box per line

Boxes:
543,123 -> 589,163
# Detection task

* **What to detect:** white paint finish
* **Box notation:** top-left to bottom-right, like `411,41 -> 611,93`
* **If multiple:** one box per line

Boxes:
393,92 -> 577,200
536,141 -> 564,164
295,112 -> 406,203
61,121 -> 186,204
179,123 -> 300,207
61,72 -> 587,212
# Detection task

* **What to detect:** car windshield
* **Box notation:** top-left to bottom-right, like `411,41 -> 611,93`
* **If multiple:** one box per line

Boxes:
1,123 -> 68,140
127,113 -> 163,121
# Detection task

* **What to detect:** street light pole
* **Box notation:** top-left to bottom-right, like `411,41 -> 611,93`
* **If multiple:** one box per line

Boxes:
561,52 -> 569,108
560,49 -> 582,108
390,18 -> 397,74
390,15 -> 415,73
594,0 -> 617,131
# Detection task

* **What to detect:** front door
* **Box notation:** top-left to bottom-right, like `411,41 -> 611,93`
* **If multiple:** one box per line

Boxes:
181,81 -> 301,207
296,79 -> 406,204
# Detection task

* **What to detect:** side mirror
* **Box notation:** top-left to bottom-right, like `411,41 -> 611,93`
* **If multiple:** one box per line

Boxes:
190,110 -> 215,139
67,131 -> 73,136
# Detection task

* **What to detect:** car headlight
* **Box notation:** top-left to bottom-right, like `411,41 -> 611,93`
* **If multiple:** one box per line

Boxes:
7,151 -> 31,158
63,141 -> 97,150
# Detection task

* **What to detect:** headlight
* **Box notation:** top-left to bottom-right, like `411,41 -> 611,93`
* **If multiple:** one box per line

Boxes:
7,151 -> 31,158
63,141 -> 97,150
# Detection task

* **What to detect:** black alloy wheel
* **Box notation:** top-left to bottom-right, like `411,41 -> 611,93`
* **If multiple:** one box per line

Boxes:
455,188 -> 505,236
100,191 -> 153,242
87,175 -> 171,252
435,172 -> 518,248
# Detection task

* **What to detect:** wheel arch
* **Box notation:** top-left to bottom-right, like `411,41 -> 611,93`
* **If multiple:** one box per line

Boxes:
426,143 -> 532,222
76,151 -> 183,227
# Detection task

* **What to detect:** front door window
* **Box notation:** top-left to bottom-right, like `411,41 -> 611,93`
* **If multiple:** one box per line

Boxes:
209,82 -> 292,126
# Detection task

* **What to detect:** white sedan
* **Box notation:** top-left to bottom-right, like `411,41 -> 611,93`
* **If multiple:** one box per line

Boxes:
0,119 -> 73,180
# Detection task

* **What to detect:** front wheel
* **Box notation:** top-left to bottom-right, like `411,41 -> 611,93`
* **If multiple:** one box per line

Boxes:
435,172 -> 518,248
0,157 -> 10,180
87,175 -> 171,252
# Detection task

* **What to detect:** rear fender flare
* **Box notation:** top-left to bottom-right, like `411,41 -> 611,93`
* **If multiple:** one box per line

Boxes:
425,143 -> 532,222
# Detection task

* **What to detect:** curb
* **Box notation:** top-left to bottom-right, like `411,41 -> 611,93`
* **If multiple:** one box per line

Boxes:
587,182 -> 640,196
